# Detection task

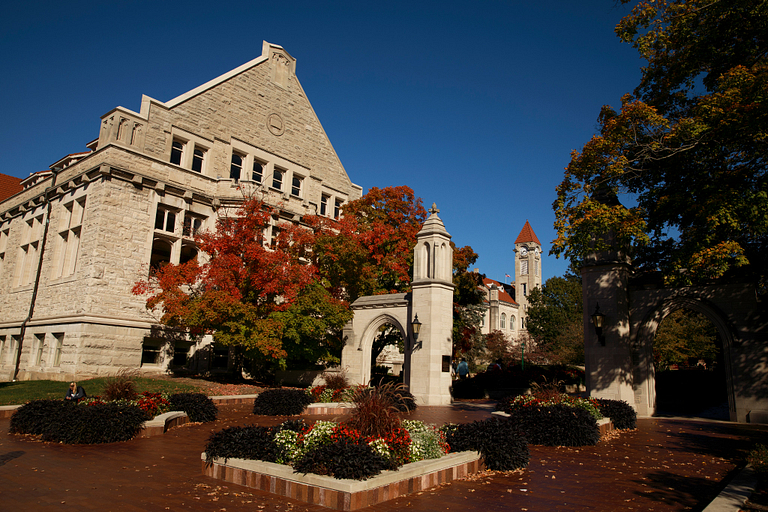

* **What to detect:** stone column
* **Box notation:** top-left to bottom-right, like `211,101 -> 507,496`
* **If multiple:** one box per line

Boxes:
406,204 -> 454,405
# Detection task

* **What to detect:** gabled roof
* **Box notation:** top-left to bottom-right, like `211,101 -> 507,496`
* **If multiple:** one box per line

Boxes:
515,220 -> 541,245
0,173 -> 23,203
482,277 -> 517,305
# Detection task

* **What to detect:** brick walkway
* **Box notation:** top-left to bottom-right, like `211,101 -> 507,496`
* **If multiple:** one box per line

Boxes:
2,402 -> 768,511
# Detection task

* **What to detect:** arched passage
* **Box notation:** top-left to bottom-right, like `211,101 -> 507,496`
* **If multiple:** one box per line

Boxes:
634,297 -> 736,419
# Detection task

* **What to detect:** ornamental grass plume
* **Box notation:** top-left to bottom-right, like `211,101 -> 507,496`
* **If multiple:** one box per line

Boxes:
344,381 -> 408,439
103,369 -> 139,401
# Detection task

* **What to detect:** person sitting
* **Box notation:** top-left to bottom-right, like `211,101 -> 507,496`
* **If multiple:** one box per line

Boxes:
65,382 -> 86,402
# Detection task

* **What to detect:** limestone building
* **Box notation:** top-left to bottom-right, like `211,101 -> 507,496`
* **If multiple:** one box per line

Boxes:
0,41 -> 362,381
478,221 -> 542,337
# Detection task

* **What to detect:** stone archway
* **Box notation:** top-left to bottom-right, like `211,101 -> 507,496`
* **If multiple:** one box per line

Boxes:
341,294 -> 411,387
340,205 -> 455,406
631,295 -> 737,420
582,255 -> 768,423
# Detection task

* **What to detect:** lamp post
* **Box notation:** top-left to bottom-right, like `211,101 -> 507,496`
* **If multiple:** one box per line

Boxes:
591,303 -> 606,346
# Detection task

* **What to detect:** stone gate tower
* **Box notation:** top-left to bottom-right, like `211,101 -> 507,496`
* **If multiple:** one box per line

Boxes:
404,204 -> 455,405
514,220 -> 542,329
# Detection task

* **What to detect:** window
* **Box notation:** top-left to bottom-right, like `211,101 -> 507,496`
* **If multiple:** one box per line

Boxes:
535,259 -> 539,276
34,333 -> 45,366
150,239 -> 172,274
211,346 -> 229,369
0,227 -> 8,277
16,213 -> 44,287
501,314 -> 506,329
170,139 -> 185,165
53,333 -> 64,367
269,225 -> 282,249
291,175 -> 303,197
141,339 -> 163,366
272,169 -> 284,190
320,195 -> 329,216
334,199 -> 342,219
170,135 -> 207,173
155,206 -> 177,233
182,214 -> 204,237
172,342 -> 191,367
53,197 -> 86,278
191,148 -> 205,173
0,336 -> 5,365
179,244 -> 198,264
511,316 -> 516,331
230,153 -> 243,181
523,283 -> 527,296
520,259 -> 529,276
252,161 -> 264,183
9,335 -> 20,365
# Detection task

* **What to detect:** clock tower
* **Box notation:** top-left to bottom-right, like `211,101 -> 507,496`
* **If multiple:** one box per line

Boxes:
514,220 -> 542,330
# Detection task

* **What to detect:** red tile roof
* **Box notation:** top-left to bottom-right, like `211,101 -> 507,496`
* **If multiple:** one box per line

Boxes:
515,220 -> 541,245
0,173 -> 23,203
482,277 -> 517,305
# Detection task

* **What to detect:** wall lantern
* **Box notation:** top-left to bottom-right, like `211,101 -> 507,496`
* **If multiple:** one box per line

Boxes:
591,303 -> 606,346
411,314 -> 422,342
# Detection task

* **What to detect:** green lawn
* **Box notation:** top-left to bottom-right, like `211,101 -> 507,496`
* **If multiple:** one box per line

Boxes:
0,377 -> 206,405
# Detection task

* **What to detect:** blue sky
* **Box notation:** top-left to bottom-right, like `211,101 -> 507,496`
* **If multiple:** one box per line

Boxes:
0,0 -> 642,283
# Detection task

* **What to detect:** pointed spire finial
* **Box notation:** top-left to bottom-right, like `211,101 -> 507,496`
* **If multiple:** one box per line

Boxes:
429,203 -> 440,216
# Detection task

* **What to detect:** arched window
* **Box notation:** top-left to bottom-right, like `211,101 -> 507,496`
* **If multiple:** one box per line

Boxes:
511,315 -> 516,330
179,244 -> 198,265
500,313 -> 506,329
150,239 -> 172,274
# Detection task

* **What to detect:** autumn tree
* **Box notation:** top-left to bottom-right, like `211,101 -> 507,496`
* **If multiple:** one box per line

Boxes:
306,185 -> 486,360
653,308 -> 720,371
451,245 -> 487,358
133,196 -> 351,370
525,273 -> 584,364
306,186 -> 428,303
553,0 -> 768,286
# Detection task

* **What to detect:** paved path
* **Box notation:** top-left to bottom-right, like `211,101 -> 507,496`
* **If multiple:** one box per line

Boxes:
2,401 -> 767,511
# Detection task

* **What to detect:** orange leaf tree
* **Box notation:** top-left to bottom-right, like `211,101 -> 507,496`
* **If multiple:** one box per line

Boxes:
133,196 -> 351,370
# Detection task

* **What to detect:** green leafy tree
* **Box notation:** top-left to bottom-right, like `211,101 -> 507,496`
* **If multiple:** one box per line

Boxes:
452,246 -> 487,357
653,308 -> 719,371
553,0 -> 768,286
525,274 -> 584,364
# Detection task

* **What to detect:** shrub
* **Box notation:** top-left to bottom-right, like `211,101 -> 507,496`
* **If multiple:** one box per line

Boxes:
252,389 -> 313,416
497,393 -> 602,420
307,384 -> 360,403
204,425 -> 279,463
345,382 -> 406,439
11,400 -> 149,444
10,400 -> 70,435
595,399 -> 637,430
506,404 -> 600,446
443,417 -> 529,471
293,439 -> 391,480
402,420 -> 449,462
168,393 -> 218,422
103,371 -> 138,401
748,444 -> 768,474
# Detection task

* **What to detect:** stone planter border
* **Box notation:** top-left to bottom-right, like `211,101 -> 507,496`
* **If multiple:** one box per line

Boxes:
202,450 -> 484,511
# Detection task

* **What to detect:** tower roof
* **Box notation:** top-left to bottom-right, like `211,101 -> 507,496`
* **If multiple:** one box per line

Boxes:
515,220 -> 541,245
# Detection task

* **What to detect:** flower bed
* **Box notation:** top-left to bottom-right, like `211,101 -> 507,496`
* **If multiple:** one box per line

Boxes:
202,450 -> 483,511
